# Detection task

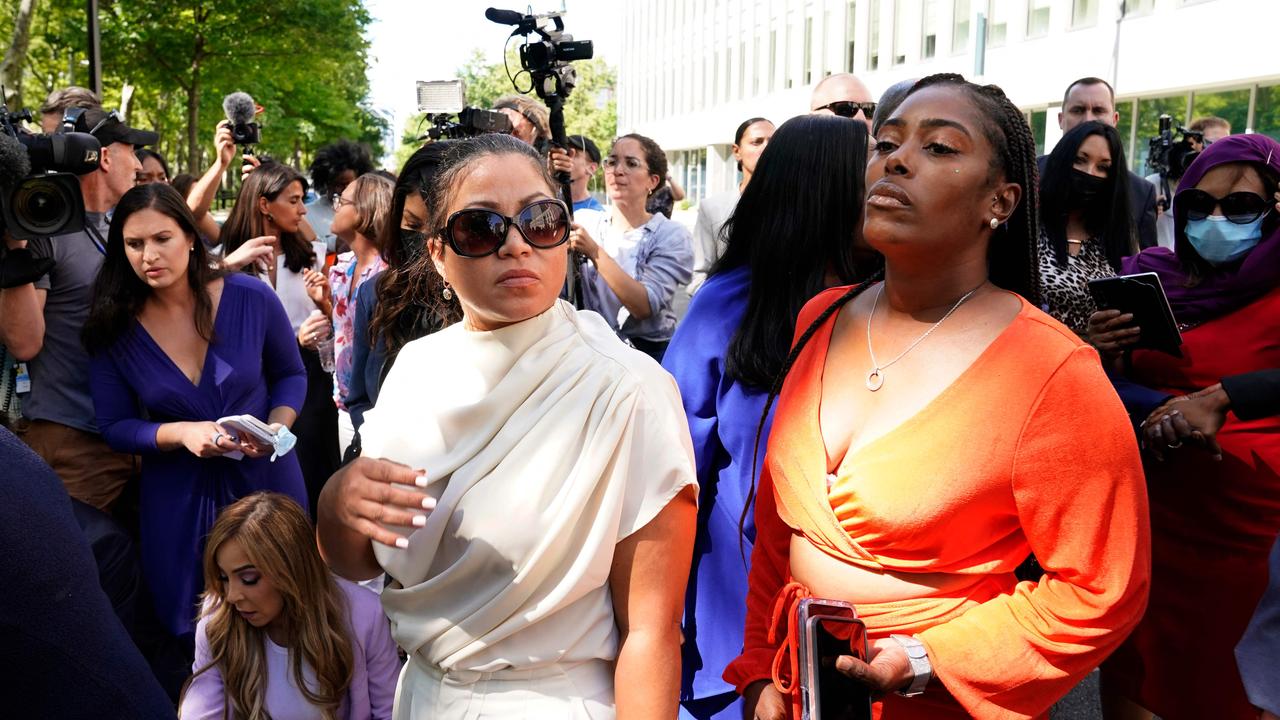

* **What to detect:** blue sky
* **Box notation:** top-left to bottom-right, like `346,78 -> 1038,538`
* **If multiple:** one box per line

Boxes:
365,0 -> 619,165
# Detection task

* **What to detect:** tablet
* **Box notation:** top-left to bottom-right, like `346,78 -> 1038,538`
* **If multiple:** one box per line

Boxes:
1087,272 -> 1183,357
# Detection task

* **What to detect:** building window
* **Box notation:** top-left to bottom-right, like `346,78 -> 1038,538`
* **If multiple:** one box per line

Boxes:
712,51 -> 720,107
868,0 -> 881,71
1027,0 -> 1051,37
922,0 -> 939,59
770,29 -> 778,91
1117,99 -> 1135,167
846,1 -> 857,72
1126,0 -> 1154,14
786,16 -> 796,89
754,35 -> 762,94
1192,87 -> 1250,136
1071,0 -> 1097,28
893,0 -> 909,65
986,0 -> 1008,48
739,41 -> 747,99
804,16 -> 814,84
952,0 -> 970,54
1254,84 -> 1280,141
1028,109 -> 1047,156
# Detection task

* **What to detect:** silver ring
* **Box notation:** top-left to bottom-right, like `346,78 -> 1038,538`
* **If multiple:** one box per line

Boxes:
211,432 -> 223,446
1167,440 -> 1183,449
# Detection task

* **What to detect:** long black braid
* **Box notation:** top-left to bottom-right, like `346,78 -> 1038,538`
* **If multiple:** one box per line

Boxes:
736,73 -> 1044,560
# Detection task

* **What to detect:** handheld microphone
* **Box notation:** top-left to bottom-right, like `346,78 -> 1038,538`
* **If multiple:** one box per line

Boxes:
222,91 -> 261,147
485,7 -> 526,25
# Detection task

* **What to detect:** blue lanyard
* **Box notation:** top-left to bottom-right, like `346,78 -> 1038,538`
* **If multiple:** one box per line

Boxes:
85,221 -> 107,256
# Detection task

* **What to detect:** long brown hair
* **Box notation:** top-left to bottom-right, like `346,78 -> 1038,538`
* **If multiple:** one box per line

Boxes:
185,493 -> 353,720
219,162 -> 315,274
83,183 -> 226,355
369,142 -> 461,372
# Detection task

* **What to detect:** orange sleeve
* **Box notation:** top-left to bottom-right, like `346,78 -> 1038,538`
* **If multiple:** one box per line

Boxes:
918,345 -> 1151,719
722,460 -> 793,693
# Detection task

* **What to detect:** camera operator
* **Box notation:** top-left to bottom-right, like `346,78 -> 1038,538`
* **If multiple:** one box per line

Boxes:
493,94 -> 551,147
0,109 -> 157,510
1190,116 -> 1232,152
37,86 -> 100,133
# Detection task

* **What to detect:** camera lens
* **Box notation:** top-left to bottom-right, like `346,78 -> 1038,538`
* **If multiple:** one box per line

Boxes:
12,175 -> 75,236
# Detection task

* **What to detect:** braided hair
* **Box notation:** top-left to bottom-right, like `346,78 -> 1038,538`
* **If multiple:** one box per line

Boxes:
737,73 -> 1043,556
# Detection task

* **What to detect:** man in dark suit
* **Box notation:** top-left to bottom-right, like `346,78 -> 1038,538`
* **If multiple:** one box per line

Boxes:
1038,76 -> 1159,249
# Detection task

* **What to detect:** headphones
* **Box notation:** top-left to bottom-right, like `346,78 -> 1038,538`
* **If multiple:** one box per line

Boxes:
59,107 -> 87,135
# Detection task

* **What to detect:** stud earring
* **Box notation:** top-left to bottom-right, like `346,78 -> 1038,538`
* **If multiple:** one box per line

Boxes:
953,169 -> 960,174
442,282 -> 453,301
989,217 -> 1000,230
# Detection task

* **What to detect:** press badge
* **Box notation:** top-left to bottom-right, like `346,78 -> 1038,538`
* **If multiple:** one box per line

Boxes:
14,363 -> 30,394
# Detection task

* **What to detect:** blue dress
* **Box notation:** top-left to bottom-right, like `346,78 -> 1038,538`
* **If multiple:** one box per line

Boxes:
89,273 -> 308,638
661,265 -> 774,719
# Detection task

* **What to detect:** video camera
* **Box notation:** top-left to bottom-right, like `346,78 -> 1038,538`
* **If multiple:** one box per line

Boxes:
414,80 -> 514,141
0,101 -> 100,241
1148,114 -> 1203,182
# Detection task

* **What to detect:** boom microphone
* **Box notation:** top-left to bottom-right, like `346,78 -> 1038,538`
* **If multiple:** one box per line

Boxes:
485,7 -> 526,25
0,133 -> 30,188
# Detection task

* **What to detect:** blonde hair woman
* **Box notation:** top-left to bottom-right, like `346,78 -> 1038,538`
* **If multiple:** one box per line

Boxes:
180,492 -> 400,720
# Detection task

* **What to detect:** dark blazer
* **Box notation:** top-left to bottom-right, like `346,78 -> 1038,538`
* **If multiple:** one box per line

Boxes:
1222,369 -> 1280,421
1036,154 -> 1159,250
0,427 -> 175,719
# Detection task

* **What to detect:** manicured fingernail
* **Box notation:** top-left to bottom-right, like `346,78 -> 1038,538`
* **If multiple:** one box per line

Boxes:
412,514 -> 427,527
421,497 -> 437,510
394,537 -> 409,549
414,473 -> 429,487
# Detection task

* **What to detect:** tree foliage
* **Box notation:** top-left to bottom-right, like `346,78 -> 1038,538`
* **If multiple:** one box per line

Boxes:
1,0 -> 386,175
393,48 -> 617,173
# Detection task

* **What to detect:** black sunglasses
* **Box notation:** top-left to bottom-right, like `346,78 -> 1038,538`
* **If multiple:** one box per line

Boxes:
440,199 -> 570,258
1178,189 -> 1270,225
816,100 -> 877,119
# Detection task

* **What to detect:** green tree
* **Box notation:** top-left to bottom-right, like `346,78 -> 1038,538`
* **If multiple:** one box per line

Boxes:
393,49 -> 616,172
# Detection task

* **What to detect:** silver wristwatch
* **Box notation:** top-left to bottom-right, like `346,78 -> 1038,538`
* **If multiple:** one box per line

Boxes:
889,634 -> 932,697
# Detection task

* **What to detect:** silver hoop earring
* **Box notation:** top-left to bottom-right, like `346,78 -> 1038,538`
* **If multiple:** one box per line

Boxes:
989,217 -> 1000,230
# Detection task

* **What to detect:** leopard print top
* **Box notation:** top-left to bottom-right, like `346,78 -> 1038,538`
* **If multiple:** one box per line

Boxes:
1037,230 -> 1116,336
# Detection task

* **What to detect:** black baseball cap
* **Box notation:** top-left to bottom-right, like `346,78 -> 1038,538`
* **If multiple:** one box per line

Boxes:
75,108 -> 159,148
566,134 -> 600,164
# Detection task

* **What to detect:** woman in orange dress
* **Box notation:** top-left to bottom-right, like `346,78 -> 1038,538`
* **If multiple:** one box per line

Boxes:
726,73 -> 1152,719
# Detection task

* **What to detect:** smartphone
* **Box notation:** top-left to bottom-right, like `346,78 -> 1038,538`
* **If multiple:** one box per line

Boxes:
1086,272 -> 1183,357
797,598 -> 873,720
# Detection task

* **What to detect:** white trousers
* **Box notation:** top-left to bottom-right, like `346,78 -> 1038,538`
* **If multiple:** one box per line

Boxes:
393,657 -> 615,719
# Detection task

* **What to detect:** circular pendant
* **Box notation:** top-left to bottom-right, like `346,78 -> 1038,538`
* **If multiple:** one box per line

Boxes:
866,368 -> 884,391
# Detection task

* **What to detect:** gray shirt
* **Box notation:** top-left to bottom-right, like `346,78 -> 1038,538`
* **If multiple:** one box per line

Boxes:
23,212 -> 109,433
692,191 -> 738,291
577,210 -> 694,343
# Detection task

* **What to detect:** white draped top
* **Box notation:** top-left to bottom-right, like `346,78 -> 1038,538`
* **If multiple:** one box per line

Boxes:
362,300 -> 697,682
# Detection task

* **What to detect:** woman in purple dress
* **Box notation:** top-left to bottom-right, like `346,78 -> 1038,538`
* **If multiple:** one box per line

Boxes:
83,183 -> 308,642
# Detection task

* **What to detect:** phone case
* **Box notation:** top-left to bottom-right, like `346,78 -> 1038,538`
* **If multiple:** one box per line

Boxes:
1086,272 -> 1183,357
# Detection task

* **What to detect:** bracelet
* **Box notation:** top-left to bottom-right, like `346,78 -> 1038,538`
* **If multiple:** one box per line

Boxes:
889,634 -> 932,697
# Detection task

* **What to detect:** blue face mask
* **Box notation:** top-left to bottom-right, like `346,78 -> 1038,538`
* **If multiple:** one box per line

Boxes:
1185,214 -> 1266,265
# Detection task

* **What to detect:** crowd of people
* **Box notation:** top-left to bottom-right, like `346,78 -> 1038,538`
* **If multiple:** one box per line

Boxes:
1,68 -> 1278,720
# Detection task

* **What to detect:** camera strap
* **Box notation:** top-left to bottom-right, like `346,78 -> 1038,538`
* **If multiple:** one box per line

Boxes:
84,219 -> 107,256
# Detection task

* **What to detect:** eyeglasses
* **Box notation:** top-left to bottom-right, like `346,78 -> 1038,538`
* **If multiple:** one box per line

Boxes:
439,199 -> 570,258
87,110 -> 124,137
602,156 -> 648,174
1179,189 -> 1270,224
815,100 -> 877,119
330,193 -> 355,209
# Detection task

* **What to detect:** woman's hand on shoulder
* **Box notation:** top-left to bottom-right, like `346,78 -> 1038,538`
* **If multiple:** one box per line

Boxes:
568,223 -> 601,263
222,235 -> 275,272
181,421 -> 240,458
329,457 -> 436,549
1086,309 -> 1140,357
834,637 -> 913,697
742,680 -> 787,720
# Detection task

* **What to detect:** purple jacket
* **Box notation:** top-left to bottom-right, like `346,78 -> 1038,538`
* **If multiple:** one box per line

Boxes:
180,578 -> 401,720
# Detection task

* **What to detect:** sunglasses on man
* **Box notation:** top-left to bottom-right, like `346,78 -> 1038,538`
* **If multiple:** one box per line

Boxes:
438,199 -> 571,258
815,100 -> 877,119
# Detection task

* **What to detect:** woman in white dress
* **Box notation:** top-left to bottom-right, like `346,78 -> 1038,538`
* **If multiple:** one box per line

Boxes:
317,134 -> 698,719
